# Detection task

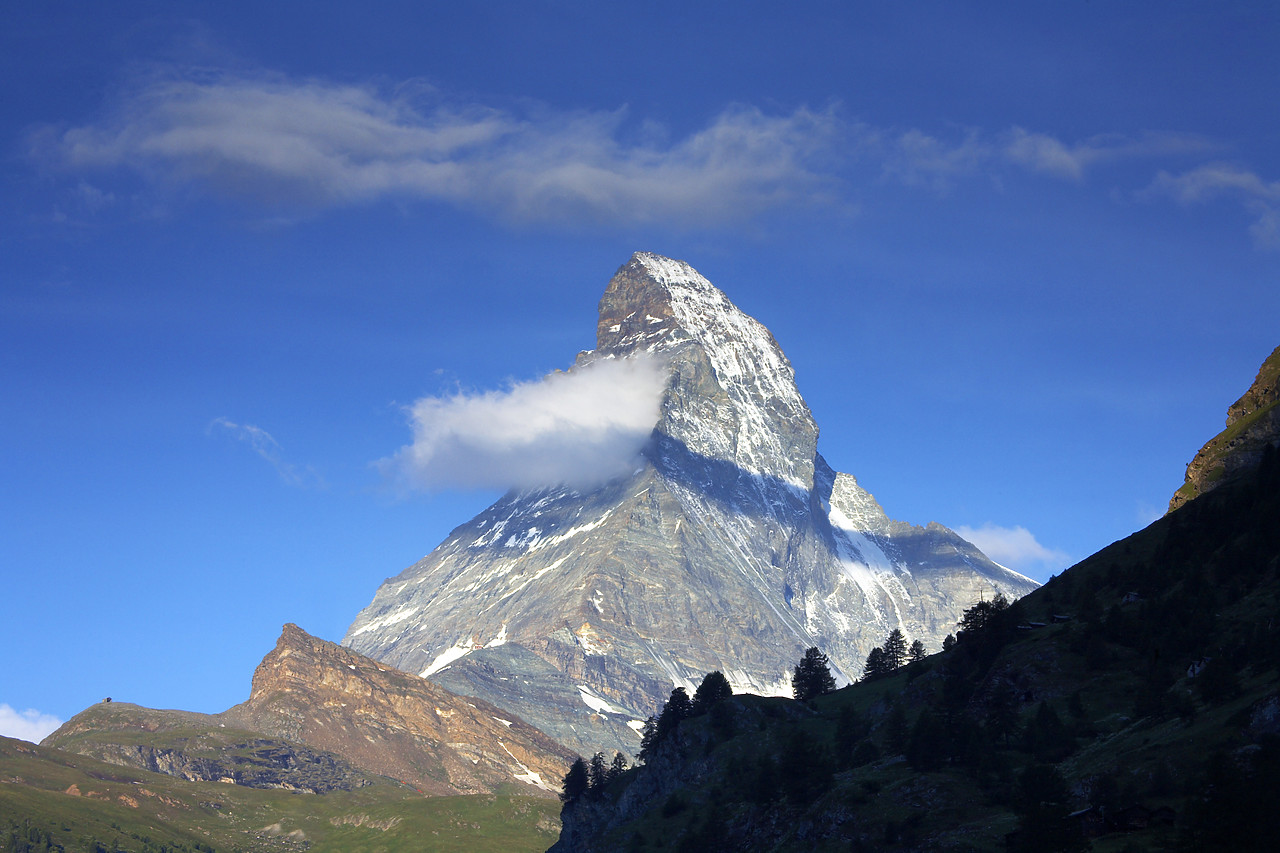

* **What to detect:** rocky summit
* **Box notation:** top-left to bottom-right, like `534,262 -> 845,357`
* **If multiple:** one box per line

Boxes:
345,252 -> 1037,759
45,623 -> 574,799
1170,343 -> 1280,511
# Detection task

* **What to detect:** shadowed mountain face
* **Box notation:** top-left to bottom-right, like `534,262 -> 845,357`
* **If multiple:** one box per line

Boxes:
345,252 -> 1036,758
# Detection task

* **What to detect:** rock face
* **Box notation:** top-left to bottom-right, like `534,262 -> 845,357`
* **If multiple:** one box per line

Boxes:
1170,344 -> 1280,511
345,252 -> 1037,759
45,624 -> 575,798
43,703 -> 373,794
222,623 -> 575,796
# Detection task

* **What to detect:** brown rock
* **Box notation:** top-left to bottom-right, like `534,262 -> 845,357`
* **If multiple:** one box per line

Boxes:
223,624 -> 576,797
1171,344 -> 1280,511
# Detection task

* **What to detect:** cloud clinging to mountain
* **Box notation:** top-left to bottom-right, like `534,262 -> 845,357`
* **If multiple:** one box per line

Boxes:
385,354 -> 668,493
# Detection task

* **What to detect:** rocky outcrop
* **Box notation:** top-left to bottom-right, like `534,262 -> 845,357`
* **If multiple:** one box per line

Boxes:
43,703 -> 372,793
45,624 -> 577,799
1170,344 -> 1280,511
345,252 -> 1037,759
222,623 -> 576,796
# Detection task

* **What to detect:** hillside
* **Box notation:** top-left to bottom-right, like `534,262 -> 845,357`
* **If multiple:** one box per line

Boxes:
7,624 -> 574,851
44,624 -> 574,800
1170,343 -> 1280,511
553,440 -> 1280,851
0,734 -> 560,853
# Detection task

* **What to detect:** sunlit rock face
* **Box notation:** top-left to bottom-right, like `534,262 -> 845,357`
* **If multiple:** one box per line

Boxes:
345,252 -> 1037,758
1170,344 -> 1280,512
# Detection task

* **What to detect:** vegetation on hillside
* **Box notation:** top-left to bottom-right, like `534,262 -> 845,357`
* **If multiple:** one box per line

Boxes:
0,736 -> 560,853
555,446 -> 1280,851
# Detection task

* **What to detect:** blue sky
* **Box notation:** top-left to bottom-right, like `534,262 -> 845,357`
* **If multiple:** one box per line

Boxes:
3,2 -> 1278,740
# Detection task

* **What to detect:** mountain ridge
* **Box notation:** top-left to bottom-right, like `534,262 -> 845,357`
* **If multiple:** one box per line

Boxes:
44,623 -> 574,799
1171,343 -> 1280,511
551,339 -> 1280,852
345,252 -> 1037,759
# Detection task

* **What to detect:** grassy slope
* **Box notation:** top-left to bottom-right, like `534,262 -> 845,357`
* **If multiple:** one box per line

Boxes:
0,736 -> 560,853
564,450 -> 1280,851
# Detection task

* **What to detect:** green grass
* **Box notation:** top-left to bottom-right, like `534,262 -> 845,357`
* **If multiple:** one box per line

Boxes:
1,736 -> 560,853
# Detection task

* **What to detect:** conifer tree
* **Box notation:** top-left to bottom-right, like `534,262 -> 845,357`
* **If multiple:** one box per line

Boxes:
909,639 -> 928,663
692,670 -> 733,714
560,756 -> 589,803
588,751 -> 608,792
792,647 -> 837,701
863,646 -> 890,680
883,628 -> 908,670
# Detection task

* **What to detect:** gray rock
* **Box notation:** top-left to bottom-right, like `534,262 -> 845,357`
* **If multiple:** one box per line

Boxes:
345,252 -> 1037,759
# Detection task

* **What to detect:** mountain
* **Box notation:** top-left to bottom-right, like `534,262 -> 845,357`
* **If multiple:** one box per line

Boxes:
345,252 -> 1036,759
44,624 -> 574,799
552,342 -> 1280,852
1170,343 -> 1280,511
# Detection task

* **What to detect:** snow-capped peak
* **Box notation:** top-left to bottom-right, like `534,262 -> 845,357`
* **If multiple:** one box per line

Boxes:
596,252 -> 818,491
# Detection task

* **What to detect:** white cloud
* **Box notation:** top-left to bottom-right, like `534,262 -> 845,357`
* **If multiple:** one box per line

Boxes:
385,354 -> 668,492
1143,163 -> 1280,250
880,128 -> 990,190
1004,128 -> 1092,181
209,418 -> 324,488
43,67 -> 1265,245
0,704 -> 63,744
48,71 -> 842,227
1003,128 -> 1210,182
955,523 -> 1071,577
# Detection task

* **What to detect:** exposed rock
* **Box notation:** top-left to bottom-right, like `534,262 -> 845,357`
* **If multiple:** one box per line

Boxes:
43,703 -> 371,793
345,252 -> 1037,759
45,624 -> 576,799
1170,344 -> 1280,511
223,623 -> 576,796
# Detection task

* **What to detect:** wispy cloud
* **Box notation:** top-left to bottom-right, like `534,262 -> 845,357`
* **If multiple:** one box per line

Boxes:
384,354 -> 668,492
0,704 -> 63,744
209,417 -> 324,488
45,71 -> 842,227
1003,128 -> 1211,181
955,522 -> 1071,578
880,127 -> 990,191
1143,162 -> 1280,249
38,66 -> 1266,246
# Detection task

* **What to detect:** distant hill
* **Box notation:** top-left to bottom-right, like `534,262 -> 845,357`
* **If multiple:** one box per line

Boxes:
3,624 -> 572,852
0,734 -> 560,852
44,624 -> 574,799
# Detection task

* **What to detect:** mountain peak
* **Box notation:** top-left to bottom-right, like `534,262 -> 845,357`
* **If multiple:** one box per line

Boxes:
1171,344 -> 1280,511
346,254 -> 1036,759
596,252 -> 817,491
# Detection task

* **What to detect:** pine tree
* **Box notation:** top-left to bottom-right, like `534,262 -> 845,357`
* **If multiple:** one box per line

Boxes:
792,647 -> 837,701
959,593 -> 1010,635
692,670 -> 733,714
560,756 -> 589,803
883,628 -> 908,670
862,646 -> 890,680
909,639 -> 928,663
588,751 -> 608,792
661,687 -> 693,727
637,715 -> 659,763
